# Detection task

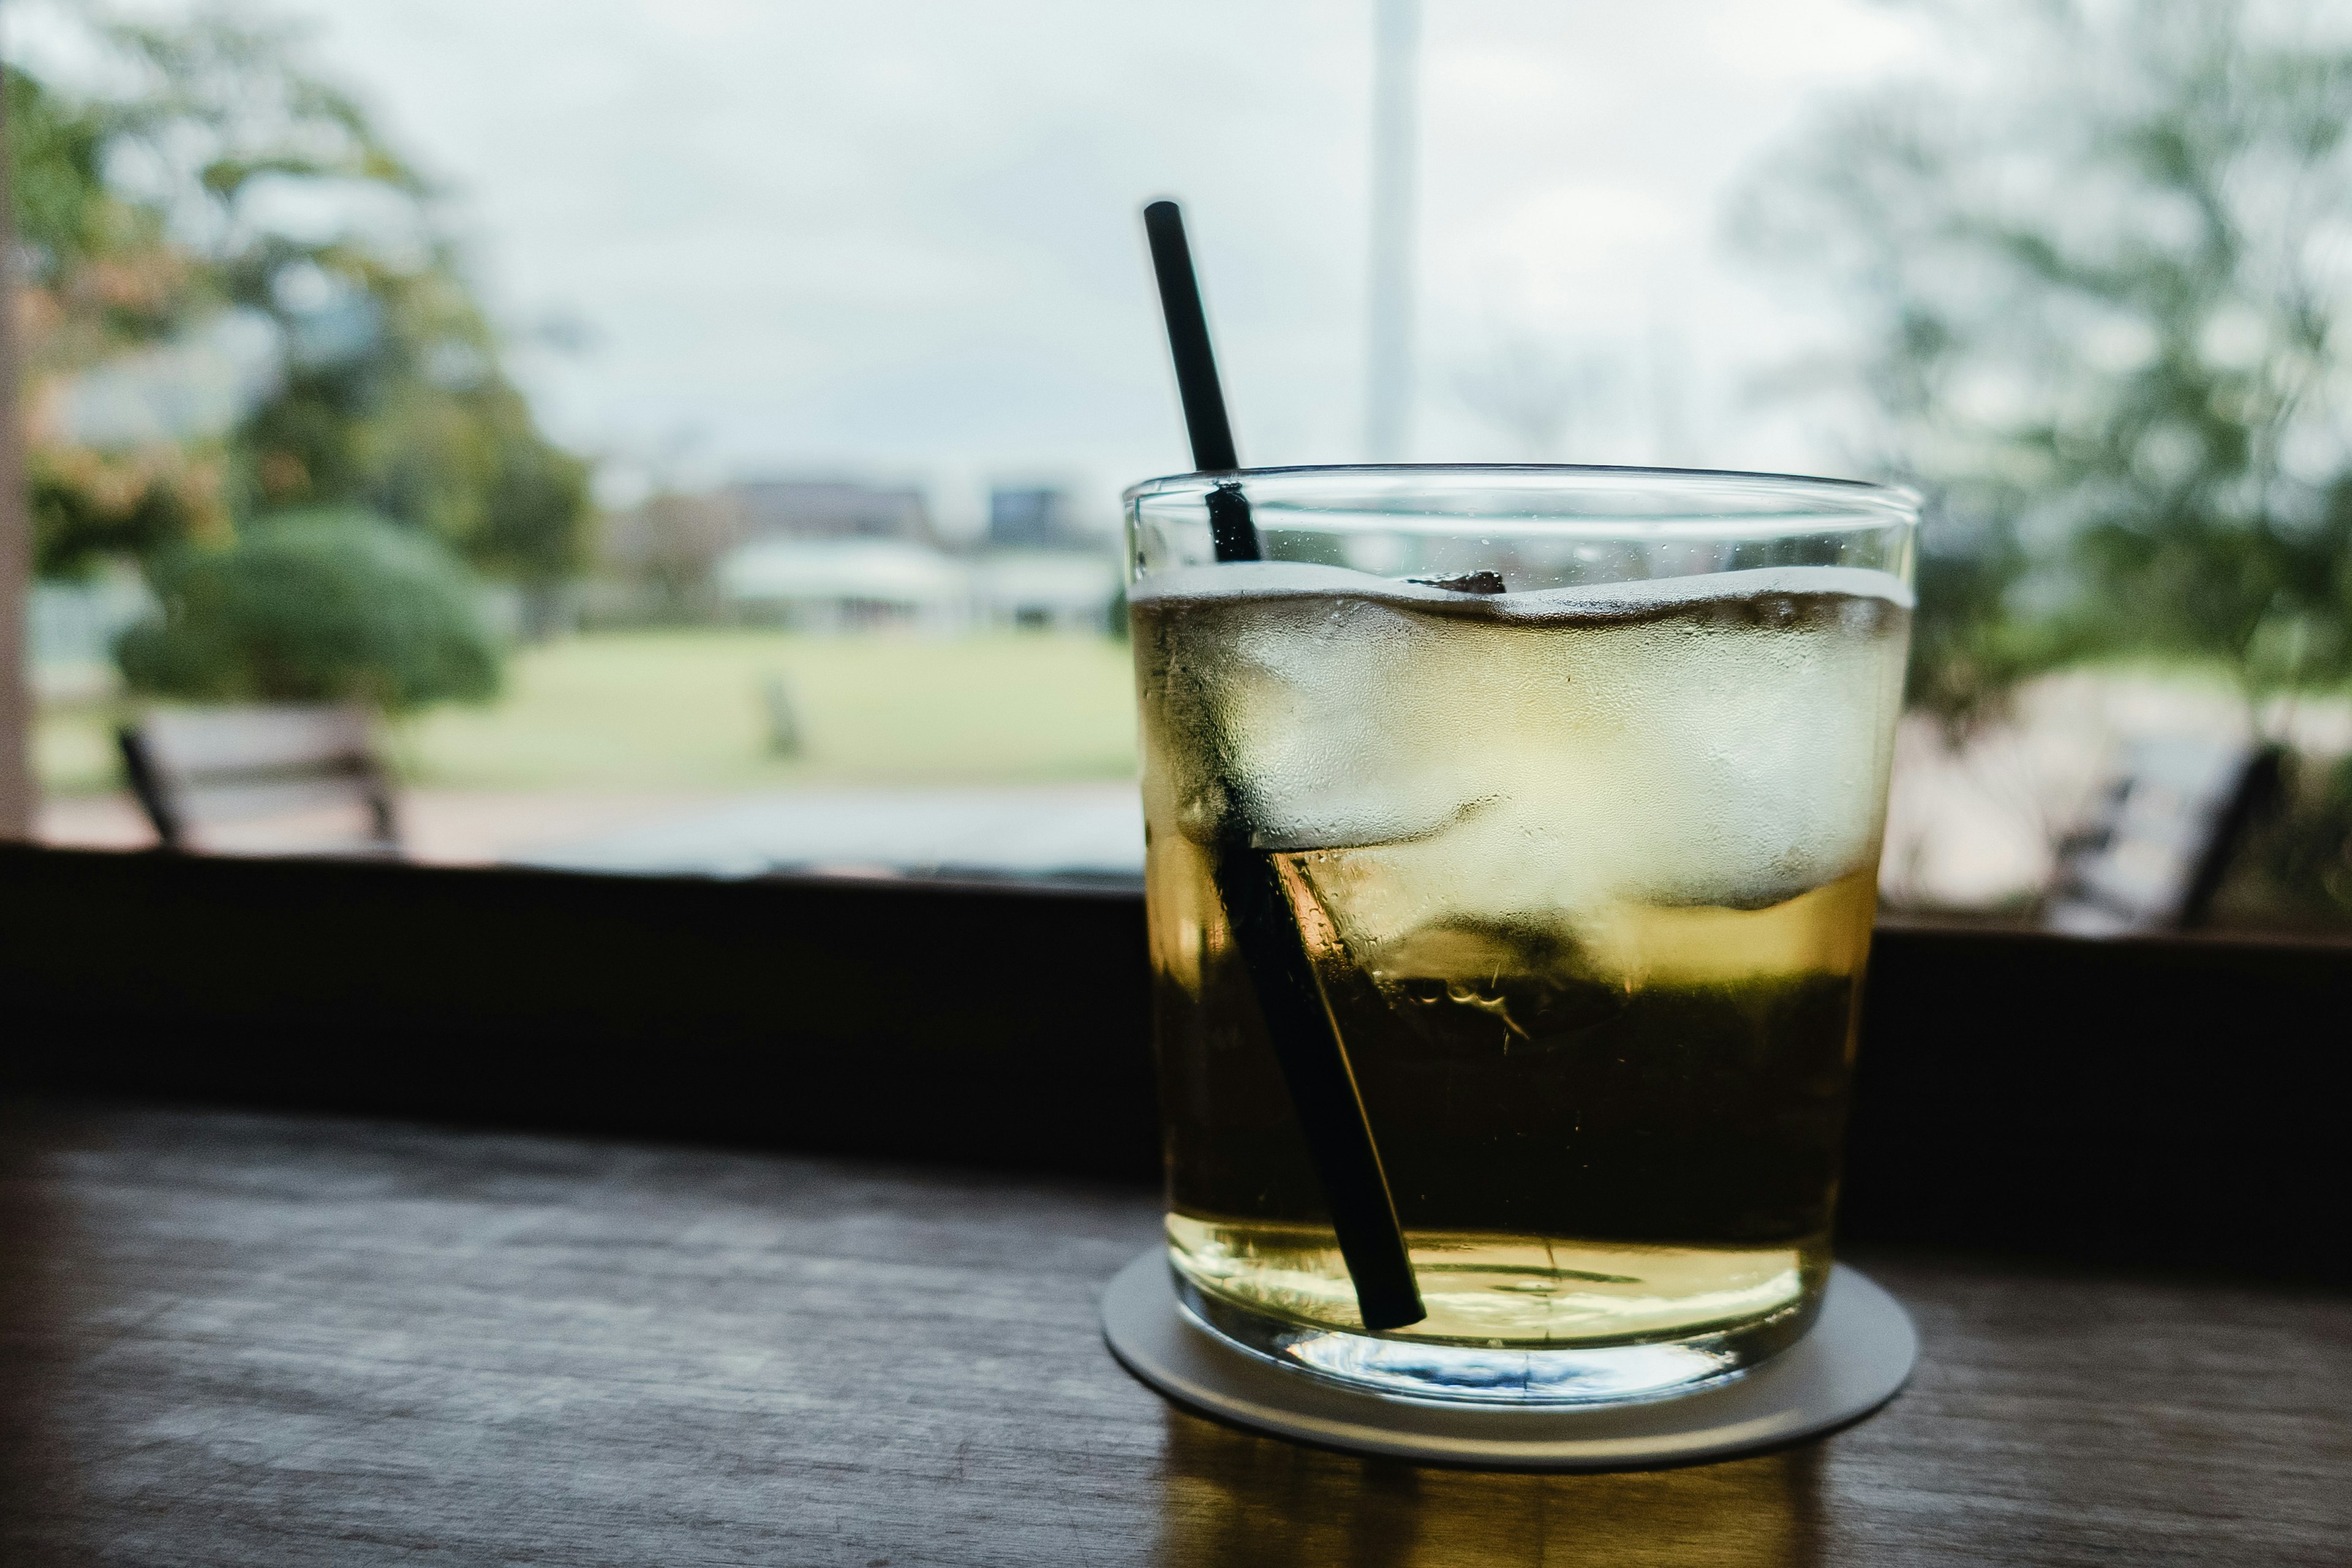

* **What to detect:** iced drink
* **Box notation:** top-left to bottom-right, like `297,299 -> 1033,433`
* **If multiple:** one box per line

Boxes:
1131,542 -> 1912,1401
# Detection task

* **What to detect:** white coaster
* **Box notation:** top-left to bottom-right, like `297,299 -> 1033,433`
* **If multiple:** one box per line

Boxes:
1101,1250 -> 1917,1471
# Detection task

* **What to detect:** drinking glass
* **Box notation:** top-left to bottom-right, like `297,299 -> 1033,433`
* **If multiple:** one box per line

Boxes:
1125,464 -> 1918,1404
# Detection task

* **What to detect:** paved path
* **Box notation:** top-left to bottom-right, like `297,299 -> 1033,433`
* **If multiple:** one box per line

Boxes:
39,790 -> 742,867
38,783 -> 1147,884
511,782 -> 1145,882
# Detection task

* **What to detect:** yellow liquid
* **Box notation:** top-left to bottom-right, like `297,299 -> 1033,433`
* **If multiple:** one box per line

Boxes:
1131,571 -> 1906,1349
1169,1220 -> 1814,1344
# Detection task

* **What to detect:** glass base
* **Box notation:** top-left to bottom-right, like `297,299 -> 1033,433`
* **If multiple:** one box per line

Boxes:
1173,1271 -> 1820,1406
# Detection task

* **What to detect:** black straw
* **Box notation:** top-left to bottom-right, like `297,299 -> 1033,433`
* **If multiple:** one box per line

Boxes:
1212,846 -> 1427,1330
1143,201 -> 1264,563
1142,200 -> 1240,473
1140,198 -> 1425,1332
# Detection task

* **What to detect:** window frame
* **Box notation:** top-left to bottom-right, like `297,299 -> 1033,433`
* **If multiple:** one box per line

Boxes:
3,842 -> 2345,1284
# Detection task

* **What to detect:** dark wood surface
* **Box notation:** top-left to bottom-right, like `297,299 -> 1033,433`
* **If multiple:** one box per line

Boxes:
2,1100 -> 2345,1566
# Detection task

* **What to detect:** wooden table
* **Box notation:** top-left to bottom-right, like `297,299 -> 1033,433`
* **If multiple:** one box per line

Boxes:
2,1099 -> 2344,1566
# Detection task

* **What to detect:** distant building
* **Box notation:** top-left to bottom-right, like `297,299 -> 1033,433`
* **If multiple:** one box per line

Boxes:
987,486 -> 1082,549
667,475 -> 1121,635
718,538 -> 970,635
734,479 -> 935,544
973,486 -> 1115,630
986,486 -> 1118,551
969,552 -> 1120,633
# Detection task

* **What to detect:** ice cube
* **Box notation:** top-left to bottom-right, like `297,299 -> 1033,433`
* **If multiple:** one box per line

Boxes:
1134,560 -> 1910,908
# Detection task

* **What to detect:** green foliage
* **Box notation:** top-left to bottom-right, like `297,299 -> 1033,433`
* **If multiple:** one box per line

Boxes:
6,68 -> 111,279
8,10 -> 591,585
1741,0 -> 2352,731
116,511 -> 501,712
29,455 -> 215,576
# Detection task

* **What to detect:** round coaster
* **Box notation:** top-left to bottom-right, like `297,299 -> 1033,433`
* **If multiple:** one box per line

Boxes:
1101,1250 -> 1917,1471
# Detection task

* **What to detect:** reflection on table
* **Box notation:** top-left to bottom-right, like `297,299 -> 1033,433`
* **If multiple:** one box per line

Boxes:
1154,1409 -> 1820,1568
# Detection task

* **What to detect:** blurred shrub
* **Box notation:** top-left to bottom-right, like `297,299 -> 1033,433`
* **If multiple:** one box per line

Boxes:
116,511 -> 500,712
1743,0 -> 2352,734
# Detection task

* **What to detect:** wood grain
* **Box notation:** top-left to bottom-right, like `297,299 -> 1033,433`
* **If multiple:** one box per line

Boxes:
2,1099 -> 2345,1566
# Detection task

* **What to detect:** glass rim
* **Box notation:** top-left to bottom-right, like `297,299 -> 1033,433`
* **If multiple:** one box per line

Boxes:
1122,461 -> 1923,515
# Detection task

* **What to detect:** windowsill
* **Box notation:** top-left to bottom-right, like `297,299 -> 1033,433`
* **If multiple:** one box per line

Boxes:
2,840 -> 2345,1283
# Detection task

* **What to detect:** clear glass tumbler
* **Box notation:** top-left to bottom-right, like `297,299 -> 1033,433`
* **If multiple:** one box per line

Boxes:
1125,464 -> 1918,1404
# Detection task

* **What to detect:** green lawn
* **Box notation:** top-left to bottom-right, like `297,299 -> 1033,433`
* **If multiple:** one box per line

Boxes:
38,629 -> 1142,795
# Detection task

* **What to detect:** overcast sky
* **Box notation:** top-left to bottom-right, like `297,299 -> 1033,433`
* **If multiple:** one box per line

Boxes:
23,1 -> 1929,532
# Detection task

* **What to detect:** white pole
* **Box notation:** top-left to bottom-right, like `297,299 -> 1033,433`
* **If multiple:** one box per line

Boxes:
1366,0 -> 1420,462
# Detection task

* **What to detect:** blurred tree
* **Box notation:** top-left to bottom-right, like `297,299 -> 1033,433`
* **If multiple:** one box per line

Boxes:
1741,0 -> 2352,736
6,7 -> 590,607
116,510 -> 500,711
9,63 -> 232,572
596,489 -> 746,625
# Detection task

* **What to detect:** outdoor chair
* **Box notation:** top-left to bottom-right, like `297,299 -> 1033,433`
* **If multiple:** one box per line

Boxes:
117,704 -> 402,858
2041,736 -> 2282,935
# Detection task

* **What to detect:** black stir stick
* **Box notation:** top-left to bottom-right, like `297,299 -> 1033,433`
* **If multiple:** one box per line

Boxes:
1140,199 -> 1425,1332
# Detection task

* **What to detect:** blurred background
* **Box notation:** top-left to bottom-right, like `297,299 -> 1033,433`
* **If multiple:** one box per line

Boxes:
6,0 -> 2350,933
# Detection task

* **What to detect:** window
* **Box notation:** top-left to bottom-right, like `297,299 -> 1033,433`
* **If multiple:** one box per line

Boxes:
7,0 -> 2350,938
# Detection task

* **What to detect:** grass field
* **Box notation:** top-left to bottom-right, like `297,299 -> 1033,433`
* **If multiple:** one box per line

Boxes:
37,629 -> 1141,796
